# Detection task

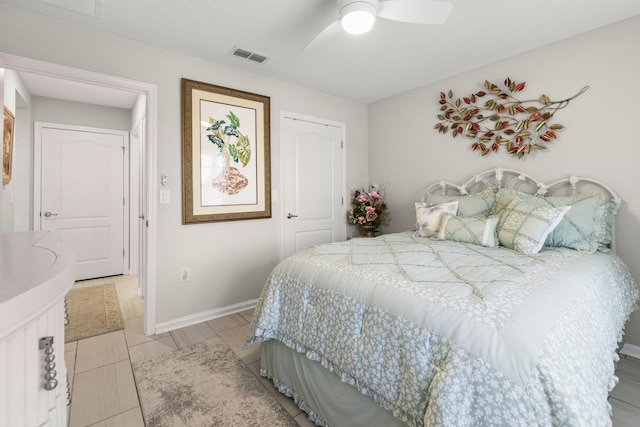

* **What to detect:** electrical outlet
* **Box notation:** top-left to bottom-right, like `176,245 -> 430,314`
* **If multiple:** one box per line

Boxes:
180,267 -> 190,282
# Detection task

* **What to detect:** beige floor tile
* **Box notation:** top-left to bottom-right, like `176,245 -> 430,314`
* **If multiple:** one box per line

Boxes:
170,322 -> 218,348
71,279 -> 105,289
617,356 -> 640,383
207,313 -> 248,333
115,277 -> 140,295
239,308 -> 256,323
611,396 -> 640,426
247,360 -> 302,419
89,407 -> 145,427
610,377 -> 640,407
66,340 -> 78,351
65,348 -> 76,393
217,323 -> 261,364
294,412 -> 317,427
128,336 -> 178,363
75,330 -> 129,374
69,360 -> 139,427
123,316 -> 170,347
119,295 -> 144,320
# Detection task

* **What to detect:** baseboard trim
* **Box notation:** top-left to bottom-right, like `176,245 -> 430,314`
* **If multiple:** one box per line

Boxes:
620,343 -> 640,359
154,299 -> 258,334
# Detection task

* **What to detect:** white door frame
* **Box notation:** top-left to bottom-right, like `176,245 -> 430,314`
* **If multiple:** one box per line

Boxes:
0,53 -> 159,335
279,111 -> 347,260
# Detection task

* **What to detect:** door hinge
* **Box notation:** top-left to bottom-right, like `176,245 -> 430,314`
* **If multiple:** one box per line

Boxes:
123,248 -> 126,257
122,146 -> 125,154
341,197 -> 344,205
341,140 -> 344,149
123,197 -> 126,206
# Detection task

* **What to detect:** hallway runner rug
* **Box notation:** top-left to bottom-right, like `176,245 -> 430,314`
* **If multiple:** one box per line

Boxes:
132,337 -> 297,427
65,283 -> 124,342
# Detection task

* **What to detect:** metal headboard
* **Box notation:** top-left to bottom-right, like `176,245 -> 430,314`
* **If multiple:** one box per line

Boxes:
422,168 -> 621,251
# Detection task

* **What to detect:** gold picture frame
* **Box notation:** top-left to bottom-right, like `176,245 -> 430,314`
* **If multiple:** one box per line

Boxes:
3,106 -> 15,185
181,78 -> 271,223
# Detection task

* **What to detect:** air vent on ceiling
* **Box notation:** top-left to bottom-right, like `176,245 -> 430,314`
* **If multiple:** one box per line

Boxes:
230,47 -> 269,64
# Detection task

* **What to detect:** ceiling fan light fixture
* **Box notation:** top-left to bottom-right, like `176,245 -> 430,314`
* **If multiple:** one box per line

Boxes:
340,2 -> 376,35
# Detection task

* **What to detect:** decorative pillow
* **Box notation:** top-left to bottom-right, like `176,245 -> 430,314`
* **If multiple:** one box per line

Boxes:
491,189 -> 603,253
457,186 -> 497,218
498,199 -> 570,255
438,214 -> 499,247
544,194 -> 600,252
489,188 -> 523,218
426,186 -> 496,218
593,201 -> 617,252
414,201 -> 459,237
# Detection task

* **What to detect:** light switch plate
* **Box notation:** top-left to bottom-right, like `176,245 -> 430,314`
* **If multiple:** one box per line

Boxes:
160,189 -> 170,204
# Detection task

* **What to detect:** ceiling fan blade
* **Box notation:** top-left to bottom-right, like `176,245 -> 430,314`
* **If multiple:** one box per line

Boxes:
303,19 -> 342,53
378,0 -> 453,25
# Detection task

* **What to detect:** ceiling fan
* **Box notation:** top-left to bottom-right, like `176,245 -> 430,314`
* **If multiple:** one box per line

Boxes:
304,0 -> 453,52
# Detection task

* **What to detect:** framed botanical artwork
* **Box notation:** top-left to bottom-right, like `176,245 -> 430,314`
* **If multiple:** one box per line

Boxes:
3,106 -> 15,185
181,78 -> 271,223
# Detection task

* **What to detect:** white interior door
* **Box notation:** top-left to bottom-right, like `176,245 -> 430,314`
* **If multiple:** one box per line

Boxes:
37,123 -> 127,281
282,115 -> 345,259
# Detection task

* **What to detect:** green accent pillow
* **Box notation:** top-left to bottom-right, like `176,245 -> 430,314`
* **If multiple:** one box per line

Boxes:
457,186 -> 497,218
498,199 -> 570,255
426,186 -> 496,218
438,214 -> 499,247
491,189 -> 603,253
414,201 -> 459,237
593,201 -> 617,252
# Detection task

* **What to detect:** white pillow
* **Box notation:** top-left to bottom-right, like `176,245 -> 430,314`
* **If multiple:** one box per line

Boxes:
414,201 -> 459,238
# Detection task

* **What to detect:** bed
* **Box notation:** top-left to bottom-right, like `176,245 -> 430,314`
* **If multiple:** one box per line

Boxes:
245,168 -> 639,427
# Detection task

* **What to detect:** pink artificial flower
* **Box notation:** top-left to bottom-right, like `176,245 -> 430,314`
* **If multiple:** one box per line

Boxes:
366,211 -> 377,222
365,206 -> 375,212
370,191 -> 380,199
358,194 -> 369,203
358,216 -> 366,225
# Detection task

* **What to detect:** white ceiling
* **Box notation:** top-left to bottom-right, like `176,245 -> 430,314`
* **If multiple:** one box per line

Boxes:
2,0 -> 640,107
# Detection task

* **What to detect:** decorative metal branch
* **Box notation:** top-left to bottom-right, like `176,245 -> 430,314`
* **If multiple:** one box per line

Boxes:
434,77 -> 588,158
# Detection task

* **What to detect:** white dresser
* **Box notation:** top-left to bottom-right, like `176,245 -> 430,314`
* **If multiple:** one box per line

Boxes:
0,232 -> 75,427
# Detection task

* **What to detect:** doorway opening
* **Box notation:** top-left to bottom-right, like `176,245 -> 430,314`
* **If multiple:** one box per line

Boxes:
0,52 -> 158,335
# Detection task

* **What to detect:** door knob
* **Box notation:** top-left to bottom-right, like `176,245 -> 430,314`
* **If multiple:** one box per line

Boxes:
286,213 -> 298,219
43,211 -> 58,218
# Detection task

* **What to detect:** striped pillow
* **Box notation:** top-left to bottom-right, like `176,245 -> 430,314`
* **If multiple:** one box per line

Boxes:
438,214 -> 500,247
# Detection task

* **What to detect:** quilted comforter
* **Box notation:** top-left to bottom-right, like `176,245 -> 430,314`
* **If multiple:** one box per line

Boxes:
246,232 -> 638,426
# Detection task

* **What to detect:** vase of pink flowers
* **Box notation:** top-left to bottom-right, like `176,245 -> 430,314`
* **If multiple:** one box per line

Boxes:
348,184 -> 389,237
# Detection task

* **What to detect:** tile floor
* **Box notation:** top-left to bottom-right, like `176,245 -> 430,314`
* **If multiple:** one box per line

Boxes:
65,275 -> 640,427
65,275 -> 315,427
611,354 -> 640,426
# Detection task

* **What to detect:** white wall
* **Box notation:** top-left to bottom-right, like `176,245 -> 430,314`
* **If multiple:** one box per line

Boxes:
31,96 -> 132,131
369,16 -> 640,345
0,5 -> 369,325
2,69 -> 32,232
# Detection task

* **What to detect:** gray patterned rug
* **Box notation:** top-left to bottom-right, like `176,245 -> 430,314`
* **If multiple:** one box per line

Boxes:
131,337 -> 297,427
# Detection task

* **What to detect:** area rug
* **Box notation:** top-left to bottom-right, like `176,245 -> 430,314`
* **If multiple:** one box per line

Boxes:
64,283 -> 124,342
132,337 -> 297,427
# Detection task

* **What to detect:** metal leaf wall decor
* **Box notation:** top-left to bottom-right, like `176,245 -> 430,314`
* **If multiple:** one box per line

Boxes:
434,77 -> 588,158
